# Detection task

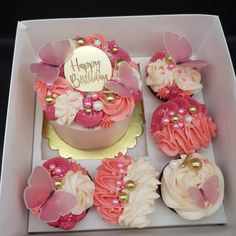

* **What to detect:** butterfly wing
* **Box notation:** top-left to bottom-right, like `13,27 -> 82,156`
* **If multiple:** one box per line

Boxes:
39,40 -> 71,66
39,191 -> 77,222
118,62 -> 139,91
24,166 -> 53,209
104,80 -> 132,97
201,175 -> 219,204
30,63 -> 60,85
164,31 -> 192,63
181,60 -> 207,68
188,186 -> 205,209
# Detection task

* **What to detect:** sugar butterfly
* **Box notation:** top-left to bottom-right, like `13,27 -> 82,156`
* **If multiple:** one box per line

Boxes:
188,175 -> 219,209
30,40 -> 71,85
164,31 -> 207,68
23,166 -> 77,222
104,62 -> 140,97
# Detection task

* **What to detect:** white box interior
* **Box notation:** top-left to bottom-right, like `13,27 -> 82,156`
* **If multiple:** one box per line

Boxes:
1,15 -> 236,236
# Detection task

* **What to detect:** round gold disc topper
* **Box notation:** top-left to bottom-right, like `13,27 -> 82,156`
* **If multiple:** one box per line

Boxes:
64,46 -> 112,92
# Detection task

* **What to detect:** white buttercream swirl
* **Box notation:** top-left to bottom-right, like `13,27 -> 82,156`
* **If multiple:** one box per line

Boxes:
146,59 -> 174,92
173,66 -> 202,93
118,157 -> 160,228
62,170 -> 95,215
161,153 -> 224,220
55,90 -> 83,125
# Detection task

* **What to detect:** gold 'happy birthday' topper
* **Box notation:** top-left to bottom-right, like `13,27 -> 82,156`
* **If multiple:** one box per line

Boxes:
64,46 -> 112,92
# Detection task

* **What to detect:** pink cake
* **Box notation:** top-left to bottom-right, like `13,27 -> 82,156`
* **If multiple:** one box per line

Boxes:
23,157 -> 95,230
145,31 -> 207,101
94,153 -> 160,228
31,34 -> 142,149
151,98 -> 217,156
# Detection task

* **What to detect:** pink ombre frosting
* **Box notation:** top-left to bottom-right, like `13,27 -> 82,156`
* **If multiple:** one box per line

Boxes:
94,154 -> 132,224
151,98 -> 217,156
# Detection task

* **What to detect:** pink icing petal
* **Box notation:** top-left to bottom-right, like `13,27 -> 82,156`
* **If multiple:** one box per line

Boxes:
74,110 -> 103,128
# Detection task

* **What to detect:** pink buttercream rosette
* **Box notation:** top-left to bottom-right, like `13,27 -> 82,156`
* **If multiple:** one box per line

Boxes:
94,153 -> 160,228
151,98 -> 216,156
23,157 -> 94,230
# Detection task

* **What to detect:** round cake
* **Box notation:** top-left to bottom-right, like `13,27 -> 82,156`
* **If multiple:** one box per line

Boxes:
31,34 -> 142,149
93,153 -> 160,228
23,157 -> 95,230
160,153 -> 224,220
145,31 -> 207,101
151,97 -> 217,156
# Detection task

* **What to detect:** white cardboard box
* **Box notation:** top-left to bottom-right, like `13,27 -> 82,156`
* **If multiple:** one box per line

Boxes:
1,15 -> 236,236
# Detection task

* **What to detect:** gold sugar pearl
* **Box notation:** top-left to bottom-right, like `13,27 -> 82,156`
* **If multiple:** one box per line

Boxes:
45,96 -> 55,105
171,116 -> 180,122
54,179 -> 64,189
77,38 -> 85,47
188,105 -> 197,113
115,59 -> 125,70
106,94 -> 116,103
112,46 -> 119,54
119,192 -> 129,203
84,108 -> 92,114
165,54 -> 174,64
188,158 -> 203,172
124,180 -> 137,191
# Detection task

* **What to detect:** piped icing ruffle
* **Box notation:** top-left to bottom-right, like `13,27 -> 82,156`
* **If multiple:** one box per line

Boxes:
151,98 -> 216,156
161,153 -> 224,220
94,153 -> 160,228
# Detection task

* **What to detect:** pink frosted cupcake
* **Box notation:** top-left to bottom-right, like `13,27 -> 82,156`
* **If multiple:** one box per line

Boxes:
31,34 -> 142,150
146,31 -> 207,101
151,98 -> 216,156
23,157 -> 95,230
94,153 -> 160,228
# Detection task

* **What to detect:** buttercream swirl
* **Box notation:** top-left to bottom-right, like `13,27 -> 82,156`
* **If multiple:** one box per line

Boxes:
118,157 -> 160,228
161,153 -> 224,220
146,59 -> 174,92
99,94 -> 134,122
63,170 -> 95,215
55,90 -> 83,125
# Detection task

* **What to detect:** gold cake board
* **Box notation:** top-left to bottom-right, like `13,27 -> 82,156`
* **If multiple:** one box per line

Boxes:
42,103 -> 144,160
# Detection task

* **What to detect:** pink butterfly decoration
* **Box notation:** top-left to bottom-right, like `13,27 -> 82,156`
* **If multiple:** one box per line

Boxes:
30,40 -> 71,85
188,175 -> 219,209
24,166 -> 77,222
164,31 -> 207,68
104,62 -> 139,98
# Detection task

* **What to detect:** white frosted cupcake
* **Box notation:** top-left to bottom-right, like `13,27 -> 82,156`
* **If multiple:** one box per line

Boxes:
160,153 -> 224,220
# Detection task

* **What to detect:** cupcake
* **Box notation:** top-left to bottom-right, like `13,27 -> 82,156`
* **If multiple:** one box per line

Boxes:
94,153 -> 160,228
146,31 -> 207,101
23,157 -> 95,230
31,34 -> 142,150
160,153 -> 224,220
151,97 -> 216,156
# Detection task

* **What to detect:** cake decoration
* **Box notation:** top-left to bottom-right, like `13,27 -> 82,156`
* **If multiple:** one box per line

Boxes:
151,98 -> 216,156
146,31 -> 207,100
23,157 -> 95,230
160,153 -> 224,220
31,34 -> 142,150
94,153 -> 160,228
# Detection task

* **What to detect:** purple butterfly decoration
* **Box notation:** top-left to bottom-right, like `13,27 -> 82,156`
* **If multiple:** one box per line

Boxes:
30,40 -> 71,85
